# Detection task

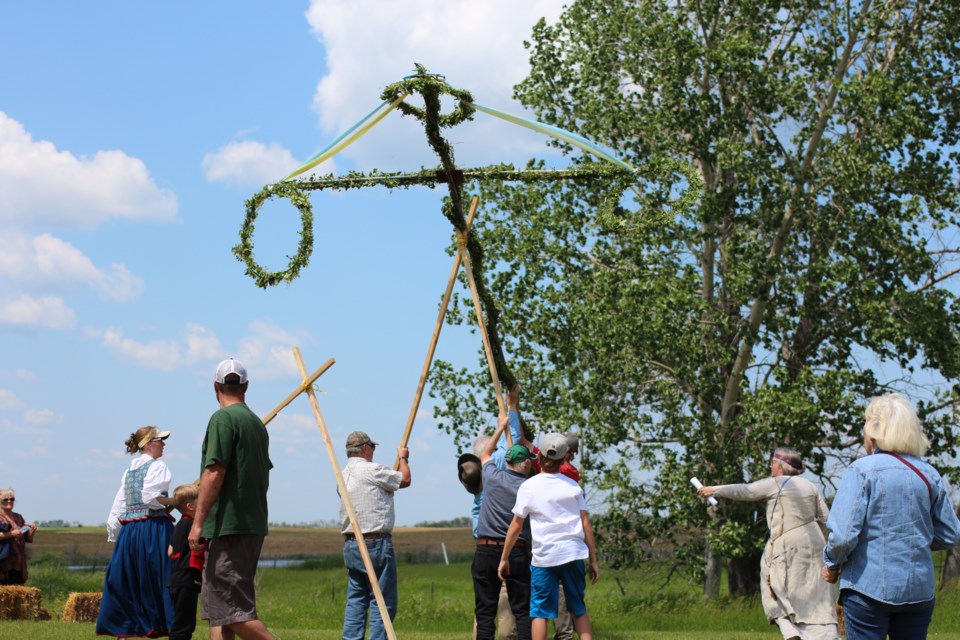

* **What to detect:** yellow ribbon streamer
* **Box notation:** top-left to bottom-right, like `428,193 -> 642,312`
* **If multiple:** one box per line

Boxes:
283,93 -> 410,181
471,103 -> 635,172
281,94 -> 634,183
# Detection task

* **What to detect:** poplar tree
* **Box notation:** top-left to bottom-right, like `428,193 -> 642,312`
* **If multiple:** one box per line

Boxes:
431,0 -> 960,595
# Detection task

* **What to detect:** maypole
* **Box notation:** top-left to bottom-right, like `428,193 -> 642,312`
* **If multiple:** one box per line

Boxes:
234,64 -> 644,443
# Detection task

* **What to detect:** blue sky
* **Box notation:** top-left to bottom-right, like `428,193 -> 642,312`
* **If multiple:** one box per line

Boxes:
0,1 -> 568,527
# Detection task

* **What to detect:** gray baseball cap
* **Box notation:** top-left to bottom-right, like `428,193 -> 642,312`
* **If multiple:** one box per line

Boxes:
540,433 -> 569,461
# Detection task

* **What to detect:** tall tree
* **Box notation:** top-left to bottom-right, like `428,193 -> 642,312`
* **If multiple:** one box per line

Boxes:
430,0 -> 960,596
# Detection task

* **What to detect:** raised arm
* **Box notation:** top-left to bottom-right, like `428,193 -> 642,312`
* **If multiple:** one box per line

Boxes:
507,384 -> 527,448
480,413 -> 508,465
701,477 -> 779,502
397,446 -> 411,488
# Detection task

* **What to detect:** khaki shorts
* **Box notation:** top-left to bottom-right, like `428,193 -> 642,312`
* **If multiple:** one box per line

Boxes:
201,534 -> 264,627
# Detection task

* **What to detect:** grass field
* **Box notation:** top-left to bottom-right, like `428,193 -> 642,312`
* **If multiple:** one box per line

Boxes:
6,527 -> 960,639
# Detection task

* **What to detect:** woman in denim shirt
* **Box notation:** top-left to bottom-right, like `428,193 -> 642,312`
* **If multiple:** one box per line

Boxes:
822,393 -> 960,640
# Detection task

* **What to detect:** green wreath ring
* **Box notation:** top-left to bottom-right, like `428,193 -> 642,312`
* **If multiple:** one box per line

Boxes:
233,182 -> 314,289
381,68 -> 475,129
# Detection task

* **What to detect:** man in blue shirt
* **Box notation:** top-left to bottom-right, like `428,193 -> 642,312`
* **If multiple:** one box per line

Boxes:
459,385 -> 527,640
473,411 -> 536,640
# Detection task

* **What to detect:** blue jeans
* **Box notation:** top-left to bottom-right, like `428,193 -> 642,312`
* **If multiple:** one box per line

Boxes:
841,590 -> 935,640
342,537 -> 397,640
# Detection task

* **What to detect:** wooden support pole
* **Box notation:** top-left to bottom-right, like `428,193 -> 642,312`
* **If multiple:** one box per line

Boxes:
395,196 -> 481,469
291,348 -> 397,640
460,241 -> 512,447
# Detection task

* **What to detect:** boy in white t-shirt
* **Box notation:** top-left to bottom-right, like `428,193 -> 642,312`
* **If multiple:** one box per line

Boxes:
498,433 -> 601,640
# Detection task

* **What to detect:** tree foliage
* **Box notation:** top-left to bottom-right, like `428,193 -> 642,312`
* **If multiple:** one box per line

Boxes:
430,0 -> 960,595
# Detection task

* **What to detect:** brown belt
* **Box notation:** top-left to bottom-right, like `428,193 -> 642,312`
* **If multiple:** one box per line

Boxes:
344,532 -> 392,540
477,537 -> 525,547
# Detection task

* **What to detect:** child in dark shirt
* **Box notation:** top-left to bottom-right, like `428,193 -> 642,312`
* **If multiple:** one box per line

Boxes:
166,483 -> 204,640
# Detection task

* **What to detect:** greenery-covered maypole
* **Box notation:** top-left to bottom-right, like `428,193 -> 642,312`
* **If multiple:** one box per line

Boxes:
380,66 -> 515,391
233,64 -> 638,413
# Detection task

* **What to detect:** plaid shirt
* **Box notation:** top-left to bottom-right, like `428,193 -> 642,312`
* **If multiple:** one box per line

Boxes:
339,456 -> 403,535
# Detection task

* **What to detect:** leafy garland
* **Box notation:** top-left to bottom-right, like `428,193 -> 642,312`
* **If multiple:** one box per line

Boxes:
234,181 -> 314,287
234,65 -> 645,389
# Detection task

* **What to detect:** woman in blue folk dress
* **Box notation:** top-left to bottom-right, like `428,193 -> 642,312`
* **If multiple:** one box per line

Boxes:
97,426 -> 175,638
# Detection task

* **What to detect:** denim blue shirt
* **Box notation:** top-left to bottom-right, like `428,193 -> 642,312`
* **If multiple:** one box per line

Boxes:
471,410 -> 523,538
823,451 -> 960,604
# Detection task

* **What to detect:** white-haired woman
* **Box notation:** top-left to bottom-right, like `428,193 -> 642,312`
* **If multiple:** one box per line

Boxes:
699,448 -> 839,640
822,393 -> 960,640
0,488 -> 37,585
97,426 -> 175,638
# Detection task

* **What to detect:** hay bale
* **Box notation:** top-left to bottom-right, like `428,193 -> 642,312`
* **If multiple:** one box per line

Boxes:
0,585 -> 51,620
837,602 -> 845,637
62,591 -> 102,623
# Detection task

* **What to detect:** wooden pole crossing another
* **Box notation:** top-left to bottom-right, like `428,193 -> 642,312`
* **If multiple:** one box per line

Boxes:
261,358 -> 335,426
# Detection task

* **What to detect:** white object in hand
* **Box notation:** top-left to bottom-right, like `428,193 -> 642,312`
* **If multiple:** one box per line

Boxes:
690,477 -> 718,506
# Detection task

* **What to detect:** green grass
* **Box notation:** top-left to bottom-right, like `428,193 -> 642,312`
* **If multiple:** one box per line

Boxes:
9,553 -> 960,639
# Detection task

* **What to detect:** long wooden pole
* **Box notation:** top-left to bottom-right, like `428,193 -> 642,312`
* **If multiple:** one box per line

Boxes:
460,242 -> 511,447
394,196 -> 481,469
291,348 -> 397,640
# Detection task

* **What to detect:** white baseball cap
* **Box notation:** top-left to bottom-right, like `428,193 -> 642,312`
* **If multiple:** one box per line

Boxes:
215,358 -> 248,384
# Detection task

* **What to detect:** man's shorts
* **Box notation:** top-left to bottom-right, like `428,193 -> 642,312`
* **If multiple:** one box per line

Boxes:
530,559 -> 587,619
201,534 -> 264,627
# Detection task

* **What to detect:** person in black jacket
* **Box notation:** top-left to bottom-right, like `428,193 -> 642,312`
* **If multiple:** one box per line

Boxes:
166,484 -> 204,640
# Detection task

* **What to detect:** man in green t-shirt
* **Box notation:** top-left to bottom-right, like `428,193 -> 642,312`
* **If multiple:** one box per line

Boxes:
189,358 -> 275,640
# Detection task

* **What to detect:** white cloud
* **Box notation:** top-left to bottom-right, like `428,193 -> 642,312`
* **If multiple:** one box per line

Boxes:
0,112 -> 178,228
304,0 -> 566,170
270,412 -> 321,448
0,232 -> 144,301
0,389 -> 22,411
24,408 -> 59,425
11,445 -> 49,457
184,324 -> 224,363
203,140 -> 324,187
0,415 -> 53,442
92,324 -> 223,371
0,294 -> 76,328
97,327 -> 182,370
92,321 -> 309,378
235,321 -> 313,380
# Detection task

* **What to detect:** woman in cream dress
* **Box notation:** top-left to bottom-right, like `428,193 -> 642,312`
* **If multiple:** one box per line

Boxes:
699,448 -> 839,640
